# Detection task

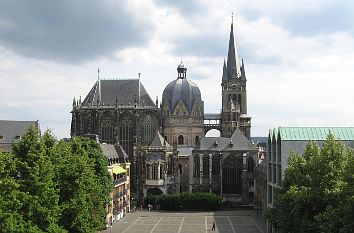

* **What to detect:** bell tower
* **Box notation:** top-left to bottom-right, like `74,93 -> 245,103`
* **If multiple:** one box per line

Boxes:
221,21 -> 251,138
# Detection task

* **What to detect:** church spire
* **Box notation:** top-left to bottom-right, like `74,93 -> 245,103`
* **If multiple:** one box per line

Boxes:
226,20 -> 240,80
222,59 -> 227,81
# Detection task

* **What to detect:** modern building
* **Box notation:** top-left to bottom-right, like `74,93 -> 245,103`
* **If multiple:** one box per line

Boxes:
101,143 -> 131,225
0,120 -> 40,152
267,127 -> 354,232
71,20 -> 257,203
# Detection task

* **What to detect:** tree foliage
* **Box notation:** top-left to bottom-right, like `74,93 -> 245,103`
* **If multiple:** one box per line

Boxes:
0,127 -> 112,233
266,133 -> 354,233
145,192 -> 222,211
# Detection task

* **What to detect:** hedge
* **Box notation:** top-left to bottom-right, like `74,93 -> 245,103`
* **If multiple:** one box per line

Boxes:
144,192 -> 222,211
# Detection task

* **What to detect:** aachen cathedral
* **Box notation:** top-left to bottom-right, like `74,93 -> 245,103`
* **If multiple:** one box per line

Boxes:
71,21 -> 258,204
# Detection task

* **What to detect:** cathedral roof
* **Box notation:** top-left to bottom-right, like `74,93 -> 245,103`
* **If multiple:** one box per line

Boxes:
81,79 -> 155,107
194,128 -> 257,152
162,63 -> 202,113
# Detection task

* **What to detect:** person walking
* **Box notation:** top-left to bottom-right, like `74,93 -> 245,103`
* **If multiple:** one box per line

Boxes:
211,221 -> 216,231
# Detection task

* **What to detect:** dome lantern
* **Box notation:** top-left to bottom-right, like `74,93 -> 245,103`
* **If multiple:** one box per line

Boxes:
177,61 -> 187,79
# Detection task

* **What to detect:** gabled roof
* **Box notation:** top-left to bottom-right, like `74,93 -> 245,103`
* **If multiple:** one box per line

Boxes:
100,143 -> 128,163
149,132 -> 170,147
0,120 -> 39,145
274,127 -> 354,141
194,128 -> 257,152
82,79 -> 155,107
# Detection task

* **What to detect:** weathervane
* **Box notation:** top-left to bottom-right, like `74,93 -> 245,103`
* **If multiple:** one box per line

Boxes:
98,67 -> 100,80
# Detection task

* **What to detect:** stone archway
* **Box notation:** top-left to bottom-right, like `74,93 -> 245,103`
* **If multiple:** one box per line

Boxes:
222,154 -> 243,194
146,187 -> 163,196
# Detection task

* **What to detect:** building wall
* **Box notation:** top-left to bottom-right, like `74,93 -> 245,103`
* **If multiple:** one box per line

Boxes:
106,163 -> 130,225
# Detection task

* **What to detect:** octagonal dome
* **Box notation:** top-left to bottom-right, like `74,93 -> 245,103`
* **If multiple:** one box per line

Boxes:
162,62 -> 202,114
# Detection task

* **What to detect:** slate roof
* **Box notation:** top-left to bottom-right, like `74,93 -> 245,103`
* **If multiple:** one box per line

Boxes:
270,127 -> 354,141
162,75 -> 202,113
194,128 -> 257,152
149,132 -> 171,147
100,143 -> 128,163
0,120 -> 39,152
82,79 -> 155,106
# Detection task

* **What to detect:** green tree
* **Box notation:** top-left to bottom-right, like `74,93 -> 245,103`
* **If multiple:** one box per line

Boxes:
52,137 -> 112,232
266,133 -> 354,233
0,129 -> 112,233
0,127 -> 65,233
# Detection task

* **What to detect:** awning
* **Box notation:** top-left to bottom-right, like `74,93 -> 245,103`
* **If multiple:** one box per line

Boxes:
112,166 -> 126,175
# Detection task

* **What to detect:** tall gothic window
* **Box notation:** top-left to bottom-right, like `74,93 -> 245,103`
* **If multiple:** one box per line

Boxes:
195,136 -> 200,145
203,155 -> 209,178
212,154 -> 220,175
152,163 -> 157,180
83,116 -> 90,134
167,156 -> 174,175
159,164 -> 164,179
91,112 -> 97,134
247,156 -> 255,172
222,154 -> 243,194
141,114 -> 157,145
193,155 -> 200,177
178,135 -> 184,145
101,112 -> 113,144
119,113 -> 133,157
146,164 -> 151,179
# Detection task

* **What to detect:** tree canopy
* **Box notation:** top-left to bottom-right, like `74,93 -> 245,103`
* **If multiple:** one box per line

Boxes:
266,133 -> 354,233
0,127 -> 112,233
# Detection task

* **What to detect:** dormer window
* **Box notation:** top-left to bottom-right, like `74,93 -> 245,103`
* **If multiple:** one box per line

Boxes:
0,135 -> 3,140
15,135 -> 21,140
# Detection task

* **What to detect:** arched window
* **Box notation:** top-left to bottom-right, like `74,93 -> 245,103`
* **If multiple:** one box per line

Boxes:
178,135 -> 184,145
101,112 -> 114,144
193,155 -> 200,177
203,155 -> 209,178
247,156 -> 255,172
141,114 -> 157,145
146,164 -> 151,179
152,163 -> 157,180
195,135 -> 200,145
159,164 -> 164,179
167,156 -> 174,175
212,154 -> 220,175
119,112 -> 133,157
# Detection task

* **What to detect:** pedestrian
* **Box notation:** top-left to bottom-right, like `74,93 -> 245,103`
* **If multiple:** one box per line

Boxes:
140,204 -> 143,211
148,204 -> 151,212
212,221 -> 215,231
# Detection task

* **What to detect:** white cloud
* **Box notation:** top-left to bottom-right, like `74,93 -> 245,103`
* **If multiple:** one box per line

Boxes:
0,0 -> 353,139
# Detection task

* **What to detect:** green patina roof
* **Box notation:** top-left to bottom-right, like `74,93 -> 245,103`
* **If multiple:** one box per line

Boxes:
275,127 -> 354,141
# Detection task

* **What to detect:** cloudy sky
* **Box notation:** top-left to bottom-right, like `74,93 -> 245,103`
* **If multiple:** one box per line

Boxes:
0,0 -> 353,139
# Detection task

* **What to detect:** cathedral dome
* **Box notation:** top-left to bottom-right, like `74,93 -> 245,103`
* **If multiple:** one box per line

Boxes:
162,62 -> 202,114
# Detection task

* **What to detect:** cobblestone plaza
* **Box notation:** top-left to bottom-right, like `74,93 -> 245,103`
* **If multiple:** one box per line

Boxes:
101,210 -> 266,233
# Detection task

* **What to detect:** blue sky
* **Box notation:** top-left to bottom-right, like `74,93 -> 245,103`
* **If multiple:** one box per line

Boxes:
0,0 -> 353,138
